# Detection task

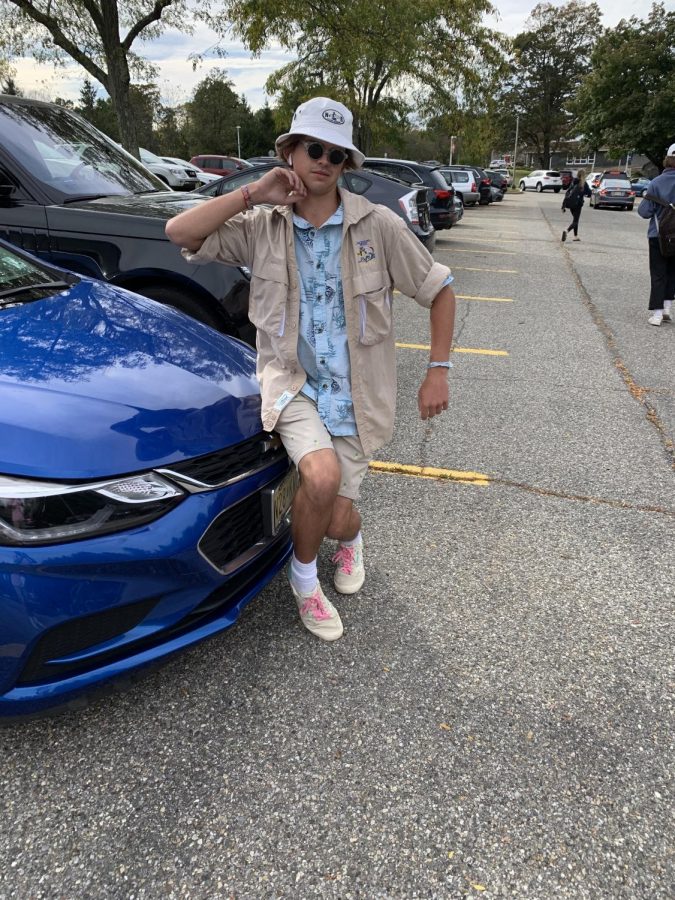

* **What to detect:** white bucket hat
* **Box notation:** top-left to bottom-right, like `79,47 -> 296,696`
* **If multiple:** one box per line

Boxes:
667,142 -> 675,157
275,97 -> 364,167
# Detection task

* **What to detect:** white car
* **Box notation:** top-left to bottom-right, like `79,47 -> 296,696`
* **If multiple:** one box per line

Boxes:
161,156 -> 221,187
139,148 -> 199,190
518,170 -> 563,193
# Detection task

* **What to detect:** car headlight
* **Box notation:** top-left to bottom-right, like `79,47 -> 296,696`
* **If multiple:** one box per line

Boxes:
169,167 -> 184,176
0,472 -> 184,545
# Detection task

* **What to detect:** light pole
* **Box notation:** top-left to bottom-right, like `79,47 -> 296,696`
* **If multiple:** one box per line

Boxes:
449,135 -> 457,166
236,125 -> 241,159
511,115 -> 519,187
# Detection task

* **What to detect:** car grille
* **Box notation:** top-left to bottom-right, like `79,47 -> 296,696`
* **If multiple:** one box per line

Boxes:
199,492 -> 264,570
160,433 -> 286,489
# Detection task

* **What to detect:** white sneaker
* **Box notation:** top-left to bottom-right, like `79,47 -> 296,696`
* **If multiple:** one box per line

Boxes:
648,312 -> 663,326
288,574 -> 343,641
332,541 -> 365,594
663,306 -> 672,322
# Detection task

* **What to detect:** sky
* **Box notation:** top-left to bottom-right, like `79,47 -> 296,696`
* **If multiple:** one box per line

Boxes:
9,1 -> 664,112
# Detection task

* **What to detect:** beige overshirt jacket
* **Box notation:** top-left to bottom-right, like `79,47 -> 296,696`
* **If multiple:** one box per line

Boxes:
182,188 -> 451,457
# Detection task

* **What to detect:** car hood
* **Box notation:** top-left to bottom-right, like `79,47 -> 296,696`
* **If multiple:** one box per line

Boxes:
0,278 -> 262,480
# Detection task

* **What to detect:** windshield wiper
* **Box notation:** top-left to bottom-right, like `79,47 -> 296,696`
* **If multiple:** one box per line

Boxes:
62,194 -> 112,203
0,281 -> 71,302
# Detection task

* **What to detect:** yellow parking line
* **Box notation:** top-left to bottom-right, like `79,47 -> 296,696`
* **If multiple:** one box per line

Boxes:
394,289 -> 513,301
396,342 -> 509,357
450,266 -> 519,274
455,294 -> 513,303
369,460 -> 490,487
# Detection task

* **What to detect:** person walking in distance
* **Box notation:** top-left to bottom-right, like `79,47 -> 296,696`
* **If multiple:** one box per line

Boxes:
638,143 -> 675,326
165,97 -> 456,641
561,169 -> 591,242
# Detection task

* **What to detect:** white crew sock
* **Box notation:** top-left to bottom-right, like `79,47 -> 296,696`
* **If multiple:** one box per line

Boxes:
665,300 -> 672,310
290,554 -> 318,594
340,530 -> 362,548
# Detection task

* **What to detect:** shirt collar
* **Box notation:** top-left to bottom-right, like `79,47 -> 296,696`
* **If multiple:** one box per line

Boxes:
292,203 -> 344,230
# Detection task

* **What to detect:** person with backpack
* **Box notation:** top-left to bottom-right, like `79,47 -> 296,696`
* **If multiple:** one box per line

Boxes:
561,170 -> 591,242
638,142 -> 675,326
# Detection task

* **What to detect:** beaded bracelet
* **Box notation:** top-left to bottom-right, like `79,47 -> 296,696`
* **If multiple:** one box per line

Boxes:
241,184 -> 254,210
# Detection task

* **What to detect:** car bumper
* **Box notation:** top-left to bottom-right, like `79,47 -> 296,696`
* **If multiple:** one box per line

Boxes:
594,197 -> 634,207
0,460 -> 293,717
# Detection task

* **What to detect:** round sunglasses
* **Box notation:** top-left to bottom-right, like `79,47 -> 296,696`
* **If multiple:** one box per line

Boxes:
300,140 -> 348,166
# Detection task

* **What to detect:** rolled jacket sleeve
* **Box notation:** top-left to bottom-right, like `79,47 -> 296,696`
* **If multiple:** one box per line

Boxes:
180,209 -> 258,269
385,220 -> 452,308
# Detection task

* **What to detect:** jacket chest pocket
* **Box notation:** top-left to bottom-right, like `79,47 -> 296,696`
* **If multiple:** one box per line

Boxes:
352,269 -> 392,345
249,260 -> 288,337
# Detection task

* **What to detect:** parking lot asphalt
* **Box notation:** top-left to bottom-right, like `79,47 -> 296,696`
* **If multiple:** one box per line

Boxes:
1,191 -> 673,899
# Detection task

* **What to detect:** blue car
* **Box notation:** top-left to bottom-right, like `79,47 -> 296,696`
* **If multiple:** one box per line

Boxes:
0,241 -> 295,718
630,177 -> 652,198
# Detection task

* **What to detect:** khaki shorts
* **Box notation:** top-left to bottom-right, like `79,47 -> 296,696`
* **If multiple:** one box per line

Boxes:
274,393 -> 370,501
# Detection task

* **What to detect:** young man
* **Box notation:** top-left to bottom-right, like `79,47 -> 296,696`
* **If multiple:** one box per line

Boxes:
638,142 -> 675,326
166,97 -> 456,641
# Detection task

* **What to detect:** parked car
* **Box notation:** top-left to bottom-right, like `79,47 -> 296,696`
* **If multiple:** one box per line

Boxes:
443,164 -> 493,205
518,170 -> 563,193
630,177 -> 652,197
190,155 -> 252,176
453,194 -> 464,222
559,169 -> 574,189
161,156 -> 221,186
486,170 -> 508,193
589,176 -> 635,210
439,168 -> 481,207
362,158 -> 459,229
0,95 -> 254,344
246,155 -> 278,165
0,238 -> 295,718
587,171 -> 603,190
490,167 -> 513,187
139,148 -> 199,191
196,162 -> 437,251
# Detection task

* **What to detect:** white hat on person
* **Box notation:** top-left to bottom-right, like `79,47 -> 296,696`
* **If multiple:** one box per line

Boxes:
667,142 -> 675,156
275,97 -> 364,167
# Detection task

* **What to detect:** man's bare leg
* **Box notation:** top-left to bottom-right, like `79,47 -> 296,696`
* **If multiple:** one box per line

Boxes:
291,448 -> 341,563
326,496 -> 361,542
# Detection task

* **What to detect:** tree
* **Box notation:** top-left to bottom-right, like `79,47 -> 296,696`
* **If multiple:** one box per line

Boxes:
2,74 -> 21,94
497,1 -> 601,167
0,1 -> 209,155
221,0 -> 505,155
574,3 -> 675,172
185,72 -> 247,155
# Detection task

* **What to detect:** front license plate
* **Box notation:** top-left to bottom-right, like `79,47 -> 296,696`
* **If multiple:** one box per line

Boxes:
262,467 -> 299,536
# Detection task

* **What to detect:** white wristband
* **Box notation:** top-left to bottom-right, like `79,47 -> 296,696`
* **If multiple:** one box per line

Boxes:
427,361 -> 453,369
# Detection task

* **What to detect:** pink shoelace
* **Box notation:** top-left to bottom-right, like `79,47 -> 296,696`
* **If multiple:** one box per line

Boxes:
300,590 -> 332,621
331,545 -> 355,574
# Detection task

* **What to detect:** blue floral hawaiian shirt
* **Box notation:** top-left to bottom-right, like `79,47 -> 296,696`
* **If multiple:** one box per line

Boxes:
293,203 -> 454,437
293,204 -> 358,436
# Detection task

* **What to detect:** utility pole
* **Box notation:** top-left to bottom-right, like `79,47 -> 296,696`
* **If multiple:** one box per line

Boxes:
236,125 -> 241,159
449,135 -> 456,166
511,115 -> 519,187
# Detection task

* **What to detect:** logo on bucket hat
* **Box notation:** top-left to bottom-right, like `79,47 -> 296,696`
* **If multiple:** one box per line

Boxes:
276,97 -> 365,167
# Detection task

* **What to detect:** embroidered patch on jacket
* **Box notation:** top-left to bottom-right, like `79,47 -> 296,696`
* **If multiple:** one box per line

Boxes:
356,239 -> 376,263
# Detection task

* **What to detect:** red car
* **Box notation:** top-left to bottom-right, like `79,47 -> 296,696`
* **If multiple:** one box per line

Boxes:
559,170 -> 574,188
190,155 -> 252,175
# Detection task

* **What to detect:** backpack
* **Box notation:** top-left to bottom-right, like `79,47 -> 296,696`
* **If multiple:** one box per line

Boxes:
645,194 -> 675,258
563,182 -> 583,209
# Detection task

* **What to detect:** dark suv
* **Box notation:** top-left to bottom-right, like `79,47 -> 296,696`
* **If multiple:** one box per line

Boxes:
0,95 -> 253,342
362,158 -> 459,230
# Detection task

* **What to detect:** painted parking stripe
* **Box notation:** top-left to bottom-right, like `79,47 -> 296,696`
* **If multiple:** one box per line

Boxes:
394,289 -> 513,302
451,237 -> 520,244
369,460 -> 490,487
442,248 -> 517,256
396,342 -> 509,357
450,266 -> 519,274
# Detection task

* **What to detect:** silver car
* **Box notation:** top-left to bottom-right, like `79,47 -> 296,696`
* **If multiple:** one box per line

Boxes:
439,167 -> 481,206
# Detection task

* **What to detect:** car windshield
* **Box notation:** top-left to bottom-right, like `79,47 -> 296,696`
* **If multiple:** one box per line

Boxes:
0,102 -> 163,199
